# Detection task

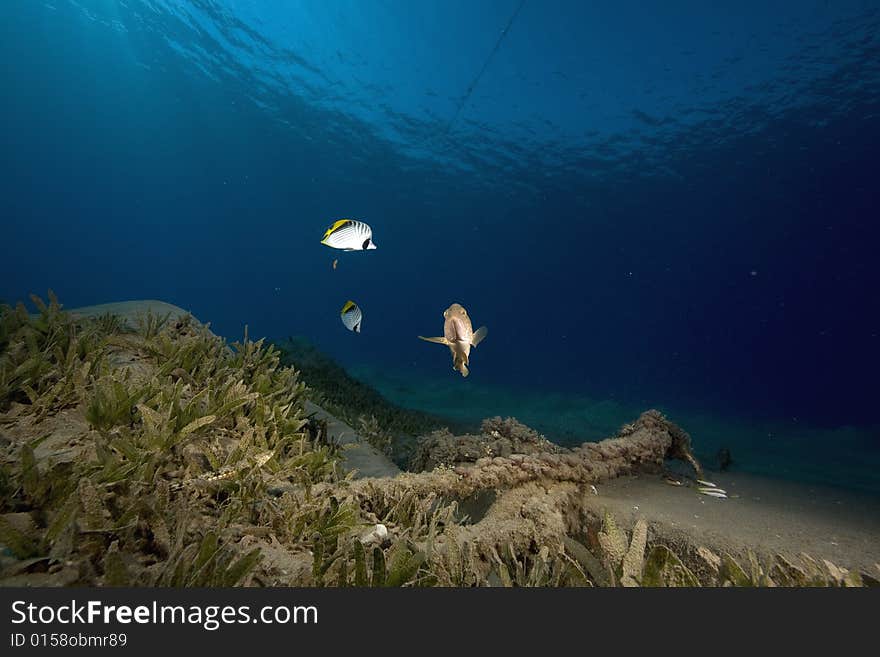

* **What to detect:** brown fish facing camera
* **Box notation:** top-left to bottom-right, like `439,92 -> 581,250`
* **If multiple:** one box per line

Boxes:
418,303 -> 487,377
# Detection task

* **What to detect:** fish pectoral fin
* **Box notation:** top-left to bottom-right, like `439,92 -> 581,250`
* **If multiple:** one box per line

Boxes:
471,326 -> 487,347
418,336 -> 450,345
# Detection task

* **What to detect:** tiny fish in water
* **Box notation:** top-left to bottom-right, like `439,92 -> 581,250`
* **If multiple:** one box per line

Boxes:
696,479 -> 717,487
340,300 -> 363,333
418,303 -> 487,377
332,258 -> 338,270
321,219 -> 377,251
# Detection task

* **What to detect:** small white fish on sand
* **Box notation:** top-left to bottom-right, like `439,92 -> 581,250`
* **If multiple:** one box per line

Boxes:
698,487 -> 728,499
697,479 -> 717,487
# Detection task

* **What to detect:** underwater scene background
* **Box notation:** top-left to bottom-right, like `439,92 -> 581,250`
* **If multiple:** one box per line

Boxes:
2,1 -> 879,492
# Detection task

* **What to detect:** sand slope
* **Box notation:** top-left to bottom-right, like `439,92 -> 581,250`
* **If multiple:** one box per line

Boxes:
305,401 -> 400,478
590,472 -> 880,573
67,300 -> 196,325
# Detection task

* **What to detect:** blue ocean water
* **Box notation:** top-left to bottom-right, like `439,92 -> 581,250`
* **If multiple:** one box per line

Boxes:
1,1 -> 878,487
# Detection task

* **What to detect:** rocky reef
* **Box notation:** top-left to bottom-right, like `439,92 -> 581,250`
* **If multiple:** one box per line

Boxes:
0,293 -> 875,587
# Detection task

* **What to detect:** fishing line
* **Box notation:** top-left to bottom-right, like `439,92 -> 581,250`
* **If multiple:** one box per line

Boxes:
442,0 -> 527,137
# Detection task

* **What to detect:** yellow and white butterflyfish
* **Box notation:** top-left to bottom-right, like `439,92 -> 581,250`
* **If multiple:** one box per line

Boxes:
340,300 -> 363,333
321,219 -> 377,251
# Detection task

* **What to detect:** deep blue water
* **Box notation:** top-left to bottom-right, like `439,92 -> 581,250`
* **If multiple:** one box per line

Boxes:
2,2 -> 879,454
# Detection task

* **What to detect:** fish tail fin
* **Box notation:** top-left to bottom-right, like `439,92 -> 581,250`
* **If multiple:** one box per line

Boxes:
455,352 -> 470,377
418,336 -> 449,345
471,326 -> 487,347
